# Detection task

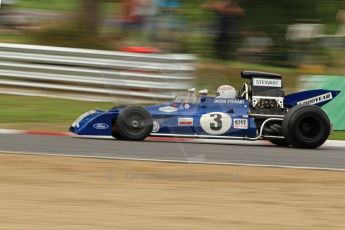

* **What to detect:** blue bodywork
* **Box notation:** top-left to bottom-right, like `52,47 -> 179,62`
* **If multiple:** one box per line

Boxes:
70,89 -> 340,138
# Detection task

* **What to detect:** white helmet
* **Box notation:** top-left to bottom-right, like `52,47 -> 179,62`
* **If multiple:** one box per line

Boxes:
216,85 -> 237,99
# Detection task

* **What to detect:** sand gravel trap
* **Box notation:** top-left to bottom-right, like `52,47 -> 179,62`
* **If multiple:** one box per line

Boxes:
0,153 -> 344,229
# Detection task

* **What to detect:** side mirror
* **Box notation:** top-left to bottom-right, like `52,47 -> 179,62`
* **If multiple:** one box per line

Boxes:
200,97 -> 207,107
199,89 -> 208,107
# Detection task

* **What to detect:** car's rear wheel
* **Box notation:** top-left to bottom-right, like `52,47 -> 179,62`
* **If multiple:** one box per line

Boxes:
113,106 -> 153,141
269,139 -> 290,147
260,121 -> 289,146
282,105 -> 331,149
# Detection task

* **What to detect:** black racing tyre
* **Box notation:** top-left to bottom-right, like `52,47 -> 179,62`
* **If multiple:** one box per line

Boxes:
111,122 -> 122,140
113,106 -> 153,141
269,139 -> 290,147
110,105 -> 127,110
282,105 -> 331,149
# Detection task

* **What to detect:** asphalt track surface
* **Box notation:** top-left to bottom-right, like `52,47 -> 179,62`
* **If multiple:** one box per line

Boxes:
0,133 -> 345,170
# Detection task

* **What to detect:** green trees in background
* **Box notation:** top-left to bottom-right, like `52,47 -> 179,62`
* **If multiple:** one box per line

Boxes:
20,0 -> 341,37
27,0 -> 114,49
79,0 -> 101,34
181,0 -> 341,63
185,0 -> 340,34
15,0 -> 342,52
241,0 -> 339,34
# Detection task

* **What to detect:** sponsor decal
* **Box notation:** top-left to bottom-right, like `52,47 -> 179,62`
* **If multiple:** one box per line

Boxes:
72,110 -> 97,127
184,104 -> 190,110
178,118 -> 193,126
253,78 -> 282,87
159,106 -> 178,113
214,99 -> 245,104
152,121 -> 160,133
200,112 -> 232,135
297,93 -> 333,105
234,119 -> 248,129
93,123 -> 109,130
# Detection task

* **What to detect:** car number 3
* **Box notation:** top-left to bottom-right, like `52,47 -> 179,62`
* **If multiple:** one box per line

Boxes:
210,114 -> 222,131
200,112 -> 232,135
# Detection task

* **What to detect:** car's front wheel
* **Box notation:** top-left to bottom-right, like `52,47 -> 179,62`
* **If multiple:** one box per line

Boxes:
111,122 -> 122,140
282,105 -> 331,149
113,106 -> 153,141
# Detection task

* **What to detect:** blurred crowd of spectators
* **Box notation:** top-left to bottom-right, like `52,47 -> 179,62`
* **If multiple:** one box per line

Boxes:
121,0 -> 182,44
2,0 -> 345,67
119,0 -> 247,60
116,0 -> 345,67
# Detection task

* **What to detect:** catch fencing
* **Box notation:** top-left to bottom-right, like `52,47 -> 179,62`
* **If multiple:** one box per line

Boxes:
0,43 -> 196,103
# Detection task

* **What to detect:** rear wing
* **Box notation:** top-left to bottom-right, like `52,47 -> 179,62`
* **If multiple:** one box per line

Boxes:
284,89 -> 341,108
241,71 -> 282,80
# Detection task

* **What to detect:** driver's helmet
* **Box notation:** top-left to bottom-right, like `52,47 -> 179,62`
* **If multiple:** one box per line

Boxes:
215,85 -> 237,99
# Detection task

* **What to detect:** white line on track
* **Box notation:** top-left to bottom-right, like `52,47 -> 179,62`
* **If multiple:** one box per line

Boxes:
1,150 -> 345,172
0,129 -> 24,134
76,135 -> 345,148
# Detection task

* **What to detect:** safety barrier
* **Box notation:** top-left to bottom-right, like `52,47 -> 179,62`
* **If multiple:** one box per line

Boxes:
0,43 -> 196,103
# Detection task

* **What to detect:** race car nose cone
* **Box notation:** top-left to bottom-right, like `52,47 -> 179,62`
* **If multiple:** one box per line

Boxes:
69,126 -> 75,133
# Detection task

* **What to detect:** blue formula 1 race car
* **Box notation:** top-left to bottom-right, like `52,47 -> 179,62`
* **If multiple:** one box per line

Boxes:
70,71 -> 341,149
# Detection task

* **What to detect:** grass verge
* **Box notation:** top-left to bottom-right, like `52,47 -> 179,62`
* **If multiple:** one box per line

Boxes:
331,131 -> 345,140
0,94 -> 113,131
17,0 -> 78,11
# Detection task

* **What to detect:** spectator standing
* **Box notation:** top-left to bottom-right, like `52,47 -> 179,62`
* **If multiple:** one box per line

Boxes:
156,0 -> 183,43
141,0 -> 159,42
336,1 -> 345,36
201,0 -> 245,60
121,0 -> 157,38
0,0 -> 20,29
121,0 -> 141,32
